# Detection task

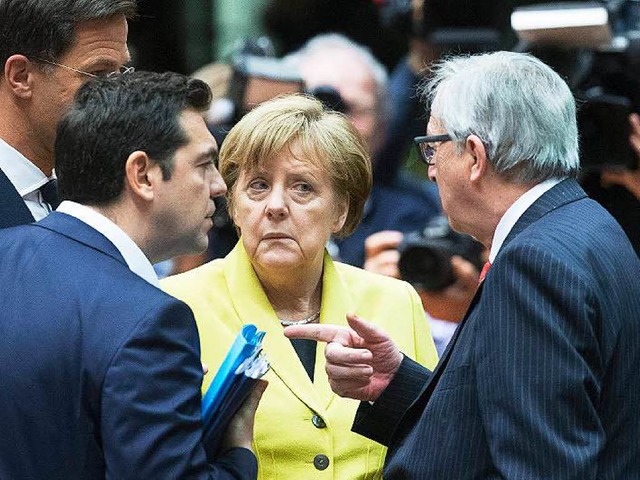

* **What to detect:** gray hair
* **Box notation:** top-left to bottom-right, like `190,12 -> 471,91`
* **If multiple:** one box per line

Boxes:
422,51 -> 580,183
0,0 -> 137,65
285,33 -> 389,116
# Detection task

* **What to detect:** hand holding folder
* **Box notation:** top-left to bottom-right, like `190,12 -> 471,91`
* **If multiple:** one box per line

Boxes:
202,324 -> 270,454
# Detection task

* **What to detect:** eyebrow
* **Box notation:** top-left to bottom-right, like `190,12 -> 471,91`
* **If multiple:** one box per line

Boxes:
199,147 -> 219,166
81,55 -> 131,71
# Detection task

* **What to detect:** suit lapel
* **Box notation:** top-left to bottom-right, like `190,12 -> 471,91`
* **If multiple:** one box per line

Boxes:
401,280 -> 485,419
35,212 -> 126,266
314,254 -> 353,410
223,242 -> 347,414
403,178 -> 587,414
0,167 -> 34,228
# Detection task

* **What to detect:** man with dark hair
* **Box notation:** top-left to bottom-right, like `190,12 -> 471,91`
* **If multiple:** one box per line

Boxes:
0,71 -> 264,479
0,0 -> 136,229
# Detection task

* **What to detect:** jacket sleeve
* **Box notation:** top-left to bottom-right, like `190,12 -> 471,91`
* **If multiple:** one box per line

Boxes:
351,355 -> 431,446
100,299 -> 257,480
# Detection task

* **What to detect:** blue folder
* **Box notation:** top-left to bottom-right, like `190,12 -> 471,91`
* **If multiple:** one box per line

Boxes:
201,324 -> 269,454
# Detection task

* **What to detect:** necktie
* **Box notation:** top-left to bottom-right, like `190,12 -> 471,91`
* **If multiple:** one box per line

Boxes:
478,261 -> 491,284
40,179 -> 60,210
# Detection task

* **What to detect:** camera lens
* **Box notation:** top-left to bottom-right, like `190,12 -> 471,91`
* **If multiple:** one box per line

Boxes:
398,244 -> 455,291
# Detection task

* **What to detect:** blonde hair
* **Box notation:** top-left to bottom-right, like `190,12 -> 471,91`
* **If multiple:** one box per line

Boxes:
219,94 -> 372,237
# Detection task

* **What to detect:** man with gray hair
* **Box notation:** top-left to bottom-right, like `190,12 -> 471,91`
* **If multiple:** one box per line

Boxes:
0,0 -> 135,229
286,51 -> 640,478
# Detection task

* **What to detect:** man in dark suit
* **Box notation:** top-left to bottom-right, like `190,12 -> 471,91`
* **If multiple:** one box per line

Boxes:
286,51 -> 640,478
0,71 -> 265,478
0,0 -> 135,229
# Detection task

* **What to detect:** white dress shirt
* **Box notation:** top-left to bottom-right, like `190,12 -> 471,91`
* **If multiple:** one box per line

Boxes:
488,178 -> 564,263
57,201 -> 160,288
0,138 -> 55,220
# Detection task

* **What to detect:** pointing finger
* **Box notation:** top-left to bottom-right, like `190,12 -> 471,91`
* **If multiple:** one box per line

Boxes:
284,323 -> 352,345
346,313 -> 392,344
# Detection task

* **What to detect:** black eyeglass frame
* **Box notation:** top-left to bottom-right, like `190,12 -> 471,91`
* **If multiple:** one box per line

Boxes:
413,134 -> 452,166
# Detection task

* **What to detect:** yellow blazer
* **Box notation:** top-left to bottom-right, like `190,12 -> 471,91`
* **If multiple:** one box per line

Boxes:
162,242 -> 438,480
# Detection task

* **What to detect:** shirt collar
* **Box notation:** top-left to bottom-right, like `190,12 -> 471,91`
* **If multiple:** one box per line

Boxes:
57,201 -> 160,288
488,177 -> 563,262
0,138 -> 51,196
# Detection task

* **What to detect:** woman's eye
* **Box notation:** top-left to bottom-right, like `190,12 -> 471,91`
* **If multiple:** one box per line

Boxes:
294,183 -> 312,193
248,180 -> 268,190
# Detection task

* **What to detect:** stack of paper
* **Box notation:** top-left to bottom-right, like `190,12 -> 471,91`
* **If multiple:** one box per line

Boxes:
201,324 -> 269,454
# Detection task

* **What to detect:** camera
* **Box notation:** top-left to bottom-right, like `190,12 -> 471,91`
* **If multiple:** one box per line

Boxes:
398,216 -> 484,292
228,53 -> 304,123
512,0 -> 640,170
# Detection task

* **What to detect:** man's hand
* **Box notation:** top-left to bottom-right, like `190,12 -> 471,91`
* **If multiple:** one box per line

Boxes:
600,112 -> 640,200
417,255 -> 479,322
221,379 -> 268,452
363,230 -> 403,278
284,314 -> 402,402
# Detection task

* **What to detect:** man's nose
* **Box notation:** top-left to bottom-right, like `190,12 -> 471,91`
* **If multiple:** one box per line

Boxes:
210,168 -> 227,198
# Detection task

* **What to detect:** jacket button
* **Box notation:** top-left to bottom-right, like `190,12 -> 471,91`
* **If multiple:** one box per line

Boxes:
313,454 -> 330,470
311,414 -> 326,429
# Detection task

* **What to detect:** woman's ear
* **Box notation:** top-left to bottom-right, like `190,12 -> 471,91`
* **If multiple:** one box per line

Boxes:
332,198 -> 349,234
466,134 -> 489,183
124,151 -> 162,202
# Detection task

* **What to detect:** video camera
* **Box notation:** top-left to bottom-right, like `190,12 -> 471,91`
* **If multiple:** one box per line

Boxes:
398,216 -> 485,292
225,38 -> 349,126
511,0 -> 640,170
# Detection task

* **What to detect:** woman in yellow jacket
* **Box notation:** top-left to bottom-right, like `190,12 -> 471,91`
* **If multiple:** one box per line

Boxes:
163,94 -> 438,479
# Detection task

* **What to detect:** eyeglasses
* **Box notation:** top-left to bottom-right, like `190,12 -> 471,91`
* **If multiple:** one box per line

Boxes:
414,134 -> 452,166
31,56 -> 134,79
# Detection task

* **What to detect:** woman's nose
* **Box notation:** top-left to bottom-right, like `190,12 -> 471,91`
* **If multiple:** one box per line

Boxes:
265,188 -> 287,219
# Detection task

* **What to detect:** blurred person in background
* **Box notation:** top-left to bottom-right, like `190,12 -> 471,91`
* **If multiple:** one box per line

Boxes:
0,0 -> 135,229
582,112 -> 640,256
0,71 -> 265,479
162,94 -> 438,479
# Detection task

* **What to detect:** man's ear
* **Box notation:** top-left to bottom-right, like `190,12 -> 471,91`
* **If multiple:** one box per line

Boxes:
466,134 -> 489,183
4,55 -> 37,99
124,151 -> 163,202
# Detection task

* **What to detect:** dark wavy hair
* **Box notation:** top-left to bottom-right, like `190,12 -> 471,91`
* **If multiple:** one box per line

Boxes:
56,71 -> 212,205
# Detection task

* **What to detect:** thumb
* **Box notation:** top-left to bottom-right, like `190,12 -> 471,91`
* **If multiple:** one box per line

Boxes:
242,379 -> 268,414
346,313 -> 390,344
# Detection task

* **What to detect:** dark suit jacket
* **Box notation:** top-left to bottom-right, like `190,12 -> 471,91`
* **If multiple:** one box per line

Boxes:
354,179 -> 640,479
0,167 -> 34,229
0,212 -> 257,479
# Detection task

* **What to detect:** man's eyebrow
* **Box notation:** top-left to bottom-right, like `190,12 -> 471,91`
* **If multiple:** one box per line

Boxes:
198,147 -> 219,166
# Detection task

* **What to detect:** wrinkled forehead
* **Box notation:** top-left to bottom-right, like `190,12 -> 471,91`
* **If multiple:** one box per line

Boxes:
242,138 -> 326,175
